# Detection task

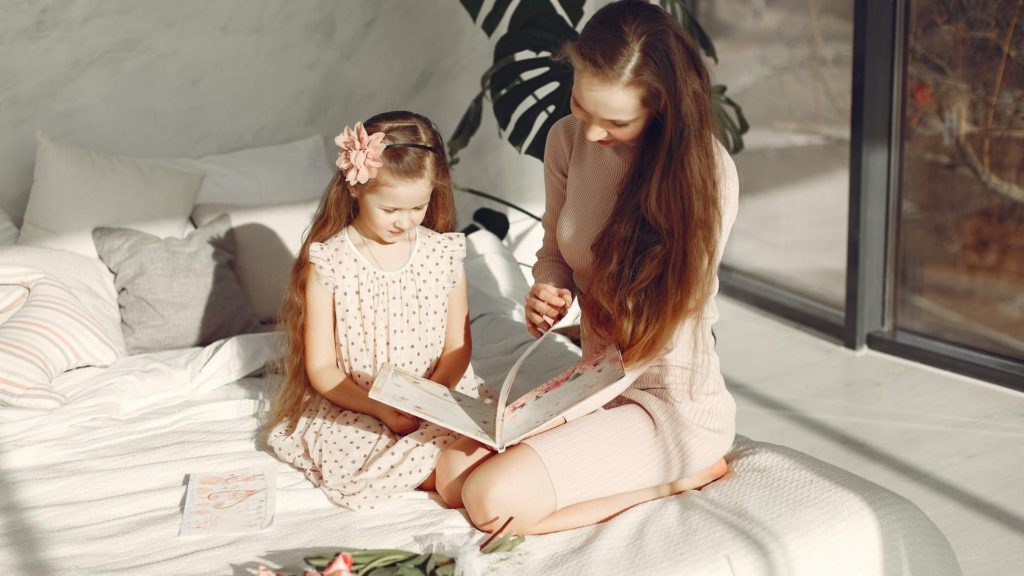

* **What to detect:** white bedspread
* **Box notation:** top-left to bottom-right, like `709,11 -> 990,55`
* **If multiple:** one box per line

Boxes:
0,233 -> 960,575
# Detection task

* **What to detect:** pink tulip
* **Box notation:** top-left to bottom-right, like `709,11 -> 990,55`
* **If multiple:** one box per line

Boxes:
323,551 -> 355,576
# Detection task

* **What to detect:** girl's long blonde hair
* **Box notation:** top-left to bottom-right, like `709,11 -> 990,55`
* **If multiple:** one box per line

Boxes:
564,0 -> 723,367
265,111 -> 455,433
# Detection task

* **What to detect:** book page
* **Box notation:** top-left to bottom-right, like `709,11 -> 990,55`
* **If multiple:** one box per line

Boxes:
499,345 -> 625,447
369,364 -> 498,449
493,326 -> 553,443
179,467 -> 275,535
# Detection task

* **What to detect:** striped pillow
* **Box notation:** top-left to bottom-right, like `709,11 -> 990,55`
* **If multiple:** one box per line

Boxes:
0,267 -> 120,410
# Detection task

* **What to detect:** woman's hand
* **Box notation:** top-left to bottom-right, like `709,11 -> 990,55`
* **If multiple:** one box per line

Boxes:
378,408 -> 420,435
525,283 -> 573,338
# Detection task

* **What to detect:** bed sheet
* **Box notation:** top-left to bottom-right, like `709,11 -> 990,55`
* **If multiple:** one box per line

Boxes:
0,232 -> 960,575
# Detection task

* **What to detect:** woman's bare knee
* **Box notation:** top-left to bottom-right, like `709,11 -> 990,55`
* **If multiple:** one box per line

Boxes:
460,445 -> 557,534
461,470 -> 513,531
435,437 -> 492,508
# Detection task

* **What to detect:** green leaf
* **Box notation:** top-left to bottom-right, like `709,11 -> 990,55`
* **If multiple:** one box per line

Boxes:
304,555 -> 335,570
480,531 -> 527,554
447,89 -> 486,163
490,534 -> 527,553
355,552 -> 418,576
507,89 -> 562,150
523,106 -> 568,160
392,564 -> 423,576
459,0 -> 484,21
711,84 -> 749,154
507,0 -> 564,32
660,0 -> 718,62
482,0 -> 515,36
493,67 -> 564,128
557,0 -> 585,26
494,16 -> 576,60
488,56 -> 552,97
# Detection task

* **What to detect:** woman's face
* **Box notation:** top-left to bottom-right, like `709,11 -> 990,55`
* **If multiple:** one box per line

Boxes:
569,70 -> 651,146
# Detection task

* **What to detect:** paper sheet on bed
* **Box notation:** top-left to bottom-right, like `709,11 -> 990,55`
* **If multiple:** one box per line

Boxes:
180,467 -> 276,535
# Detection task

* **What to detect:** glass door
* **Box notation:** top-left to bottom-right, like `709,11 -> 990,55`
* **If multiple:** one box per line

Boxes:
893,0 -> 1024,361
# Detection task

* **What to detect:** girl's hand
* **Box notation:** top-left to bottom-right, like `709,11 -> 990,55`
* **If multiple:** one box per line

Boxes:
379,408 -> 420,435
525,283 -> 573,338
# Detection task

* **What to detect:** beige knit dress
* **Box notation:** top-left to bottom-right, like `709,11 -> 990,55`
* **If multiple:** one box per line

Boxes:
520,115 -> 740,510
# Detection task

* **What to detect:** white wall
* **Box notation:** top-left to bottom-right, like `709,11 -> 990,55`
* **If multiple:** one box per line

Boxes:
0,0 -> 551,226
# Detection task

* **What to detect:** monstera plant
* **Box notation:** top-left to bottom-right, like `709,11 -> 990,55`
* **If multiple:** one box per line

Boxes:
447,0 -> 749,166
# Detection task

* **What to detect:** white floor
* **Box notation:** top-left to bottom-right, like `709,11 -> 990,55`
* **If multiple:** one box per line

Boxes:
714,296 -> 1024,576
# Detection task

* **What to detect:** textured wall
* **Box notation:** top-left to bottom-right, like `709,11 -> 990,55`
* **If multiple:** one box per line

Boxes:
0,0 -> 547,224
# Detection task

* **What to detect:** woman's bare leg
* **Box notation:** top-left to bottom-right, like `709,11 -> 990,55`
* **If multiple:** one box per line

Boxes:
461,447 -> 729,536
460,444 -> 558,534
434,436 -> 494,507
527,457 -> 728,534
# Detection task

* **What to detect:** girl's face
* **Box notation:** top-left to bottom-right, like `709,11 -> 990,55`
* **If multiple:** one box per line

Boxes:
354,175 -> 433,243
569,70 -> 651,146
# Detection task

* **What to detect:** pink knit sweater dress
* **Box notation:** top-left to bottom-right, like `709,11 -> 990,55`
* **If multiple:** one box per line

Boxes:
520,115 -> 740,509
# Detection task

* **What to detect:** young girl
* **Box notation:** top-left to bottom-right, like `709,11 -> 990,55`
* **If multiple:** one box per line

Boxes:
265,111 -> 480,510
435,0 -> 739,535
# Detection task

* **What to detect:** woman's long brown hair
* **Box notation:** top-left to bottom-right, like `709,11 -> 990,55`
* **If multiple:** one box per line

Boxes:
564,0 -> 722,366
265,111 -> 455,433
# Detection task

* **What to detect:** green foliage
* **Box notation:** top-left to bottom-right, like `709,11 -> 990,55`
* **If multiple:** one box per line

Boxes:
449,0 -> 749,163
296,535 -> 525,576
304,549 -> 454,576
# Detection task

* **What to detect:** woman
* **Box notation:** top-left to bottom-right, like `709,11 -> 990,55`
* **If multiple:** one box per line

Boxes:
436,0 -> 740,535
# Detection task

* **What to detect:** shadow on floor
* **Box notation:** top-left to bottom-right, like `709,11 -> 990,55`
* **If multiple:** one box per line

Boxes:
726,376 -> 1024,537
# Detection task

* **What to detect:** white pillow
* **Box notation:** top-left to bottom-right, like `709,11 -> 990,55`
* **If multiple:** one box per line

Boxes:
18,134 -> 203,258
166,136 -> 333,206
192,199 -> 319,322
0,267 -> 120,410
0,245 -> 127,355
0,208 -> 17,246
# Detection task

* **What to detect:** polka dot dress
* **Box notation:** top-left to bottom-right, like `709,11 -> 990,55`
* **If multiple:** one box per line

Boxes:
266,226 -> 485,510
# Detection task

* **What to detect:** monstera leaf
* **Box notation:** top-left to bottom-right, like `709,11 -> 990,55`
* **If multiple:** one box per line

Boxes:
450,0 -> 579,163
450,0 -> 748,163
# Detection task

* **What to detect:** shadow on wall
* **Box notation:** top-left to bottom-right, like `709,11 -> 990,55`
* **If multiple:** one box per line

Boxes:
199,222 -> 295,347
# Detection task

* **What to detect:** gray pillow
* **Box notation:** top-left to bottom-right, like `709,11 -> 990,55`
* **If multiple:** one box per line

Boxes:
92,213 -> 260,354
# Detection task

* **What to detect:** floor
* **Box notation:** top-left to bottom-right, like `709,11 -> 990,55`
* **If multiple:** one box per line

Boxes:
714,296 -> 1024,576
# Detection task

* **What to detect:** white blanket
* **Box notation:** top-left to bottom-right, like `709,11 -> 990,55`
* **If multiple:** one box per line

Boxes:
0,233 -> 960,575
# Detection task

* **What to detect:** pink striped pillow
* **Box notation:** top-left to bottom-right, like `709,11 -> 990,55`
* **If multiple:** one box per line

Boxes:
0,267 -> 120,410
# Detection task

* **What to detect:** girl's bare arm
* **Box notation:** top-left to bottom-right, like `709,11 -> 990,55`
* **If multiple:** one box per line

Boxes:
304,274 -> 415,432
427,267 -> 472,389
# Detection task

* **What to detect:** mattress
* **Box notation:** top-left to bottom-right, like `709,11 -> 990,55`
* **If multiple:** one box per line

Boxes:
0,233 -> 961,575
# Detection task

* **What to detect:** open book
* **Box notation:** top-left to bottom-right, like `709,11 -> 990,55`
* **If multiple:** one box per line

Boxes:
369,328 -> 636,452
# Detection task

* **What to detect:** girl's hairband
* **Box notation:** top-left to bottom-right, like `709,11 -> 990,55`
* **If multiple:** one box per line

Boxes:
335,122 -> 437,186
385,143 -> 438,153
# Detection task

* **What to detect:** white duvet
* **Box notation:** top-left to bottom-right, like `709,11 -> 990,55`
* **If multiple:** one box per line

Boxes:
0,233 -> 960,575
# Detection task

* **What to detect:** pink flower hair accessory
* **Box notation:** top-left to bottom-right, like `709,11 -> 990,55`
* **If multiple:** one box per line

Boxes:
335,122 -> 386,185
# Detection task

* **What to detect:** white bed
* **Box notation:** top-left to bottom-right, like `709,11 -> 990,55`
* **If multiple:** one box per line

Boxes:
0,229 -> 961,576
